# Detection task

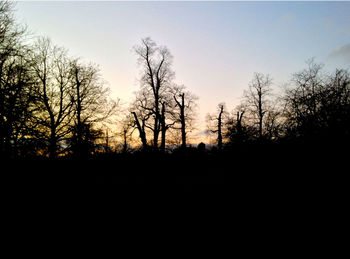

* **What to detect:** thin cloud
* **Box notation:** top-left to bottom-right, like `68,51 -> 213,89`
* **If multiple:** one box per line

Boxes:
328,43 -> 350,63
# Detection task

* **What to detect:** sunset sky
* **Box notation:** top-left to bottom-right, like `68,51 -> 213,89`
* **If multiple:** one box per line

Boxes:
14,1 -> 350,141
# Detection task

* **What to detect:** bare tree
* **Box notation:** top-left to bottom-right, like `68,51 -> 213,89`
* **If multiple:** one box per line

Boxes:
0,1 -> 33,158
130,88 -> 152,149
172,85 -> 198,149
0,1 -> 26,54
244,72 -> 273,141
206,103 -> 227,150
283,59 -> 350,142
31,37 -> 75,158
133,37 -> 174,150
69,58 -> 118,158
283,59 -> 324,138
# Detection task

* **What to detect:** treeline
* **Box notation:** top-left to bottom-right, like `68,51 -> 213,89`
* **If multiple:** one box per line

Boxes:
128,36 -> 350,153
207,61 -> 350,151
1,1 -> 350,161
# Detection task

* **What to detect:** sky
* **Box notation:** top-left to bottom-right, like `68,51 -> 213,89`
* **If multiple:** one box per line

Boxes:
14,0 -> 350,140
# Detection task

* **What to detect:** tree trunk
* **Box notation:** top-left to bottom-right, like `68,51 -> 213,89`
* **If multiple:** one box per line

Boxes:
180,94 -> 186,149
153,95 -> 160,150
49,128 -> 57,159
123,131 -> 128,153
218,106 -> 223,150
237,111 -> 244,144
174,93 -> 187,149
75,73 -> 83,157
132,112 -> 148,149
258,89 -> 263,140
160,102 -> 167,152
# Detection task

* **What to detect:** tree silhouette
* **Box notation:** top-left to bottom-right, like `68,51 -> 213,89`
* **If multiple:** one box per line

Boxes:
207,103 -> 227,150
133,37 -> 174,150
226,105 -> 249,145
243,72 -> 274,141
0,1 -> 33,158
130,89 -> 152,149
1,1 -> 350,168
69,58 -> 117,158
283,60 -> 350,144
30,37 -> 75,158
172,85 -> 198,149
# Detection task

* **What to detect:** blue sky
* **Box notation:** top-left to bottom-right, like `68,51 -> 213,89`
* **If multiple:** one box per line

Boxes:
15,1 -> 350,133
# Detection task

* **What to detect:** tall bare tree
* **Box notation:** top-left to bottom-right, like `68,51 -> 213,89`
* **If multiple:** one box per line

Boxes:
0,1 -> 26,54
133,37 -> 174,150
244,72 -> 273,140
207,103 -> 227,150
172,85 -> 198,149
0,1 -> 33,158
31,37 -> 75,158
69,58 -> 118,158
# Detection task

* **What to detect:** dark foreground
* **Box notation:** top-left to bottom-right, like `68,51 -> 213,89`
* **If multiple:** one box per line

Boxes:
2,144 -> 348,238
2,143 -> 348,198
2,144 -> 346,253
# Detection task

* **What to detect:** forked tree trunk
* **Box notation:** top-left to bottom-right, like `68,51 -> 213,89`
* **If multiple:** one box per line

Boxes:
132,112 -> 148,149
174,93 -> 187,149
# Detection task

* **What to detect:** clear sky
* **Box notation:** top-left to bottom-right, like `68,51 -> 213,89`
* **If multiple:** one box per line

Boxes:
14,1 -> 350,138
